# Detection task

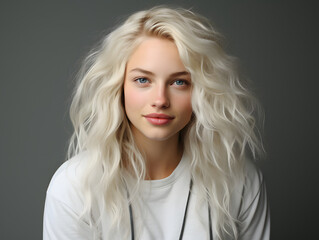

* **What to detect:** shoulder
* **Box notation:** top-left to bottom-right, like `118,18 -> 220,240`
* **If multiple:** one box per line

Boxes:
46,152 -> 89,211
242,159 -> 264,205
231,159 -> 266,217
231,159 -> 270,239
43,152 -> 97,239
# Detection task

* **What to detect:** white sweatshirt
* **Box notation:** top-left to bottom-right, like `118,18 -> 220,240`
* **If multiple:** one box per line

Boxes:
43,153 -> 270,240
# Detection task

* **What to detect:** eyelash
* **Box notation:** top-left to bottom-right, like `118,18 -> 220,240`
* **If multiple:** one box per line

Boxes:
173,80 -> 188,86
135,77 -> 150,84
134,77 -> 189,87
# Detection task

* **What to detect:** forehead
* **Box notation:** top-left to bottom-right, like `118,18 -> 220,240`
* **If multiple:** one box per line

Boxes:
126,37 -> 187,74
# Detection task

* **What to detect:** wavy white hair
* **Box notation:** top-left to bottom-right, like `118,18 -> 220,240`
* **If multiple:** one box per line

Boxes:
68,6 -> 264,239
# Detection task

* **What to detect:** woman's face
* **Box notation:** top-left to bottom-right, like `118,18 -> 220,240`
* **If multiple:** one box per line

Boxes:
124,37 -> 192,143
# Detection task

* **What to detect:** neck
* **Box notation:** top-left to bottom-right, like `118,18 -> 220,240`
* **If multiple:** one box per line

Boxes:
144,140 -> 183,180
132,131 -> 183,180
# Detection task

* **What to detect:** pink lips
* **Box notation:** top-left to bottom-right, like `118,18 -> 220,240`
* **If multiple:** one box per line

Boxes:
144,113 -> 174,125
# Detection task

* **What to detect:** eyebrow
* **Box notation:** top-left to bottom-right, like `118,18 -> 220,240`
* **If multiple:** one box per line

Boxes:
130,68 -> 190,78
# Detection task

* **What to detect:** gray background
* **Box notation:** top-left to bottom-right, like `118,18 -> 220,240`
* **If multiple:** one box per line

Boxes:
1,0 -> 318,239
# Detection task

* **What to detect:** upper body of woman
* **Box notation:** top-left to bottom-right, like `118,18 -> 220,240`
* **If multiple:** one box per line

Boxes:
43,6 -> 270,240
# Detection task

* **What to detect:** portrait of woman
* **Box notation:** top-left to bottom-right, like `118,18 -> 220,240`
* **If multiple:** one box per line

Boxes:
43,6 -> 270,240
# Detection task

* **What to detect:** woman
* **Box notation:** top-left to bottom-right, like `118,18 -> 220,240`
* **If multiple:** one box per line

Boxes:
43,6 -> 270,240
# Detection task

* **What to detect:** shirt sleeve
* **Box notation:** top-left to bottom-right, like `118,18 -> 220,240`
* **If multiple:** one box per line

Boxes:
43,193 -> 94,240
43,156 -> 96,240
237,165 -> 270,240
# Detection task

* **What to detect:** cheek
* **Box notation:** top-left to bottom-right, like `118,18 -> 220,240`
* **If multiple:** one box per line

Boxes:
124,86 -> 144,115
184,100 -> 193,120
175,93 -> 193,119
183,99 -> 193,127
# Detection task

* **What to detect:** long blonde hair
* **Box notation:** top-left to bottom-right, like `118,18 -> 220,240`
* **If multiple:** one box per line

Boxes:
68,6 -> 264,239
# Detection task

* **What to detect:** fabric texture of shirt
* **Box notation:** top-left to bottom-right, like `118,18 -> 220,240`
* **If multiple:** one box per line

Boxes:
43,153 -> 270,240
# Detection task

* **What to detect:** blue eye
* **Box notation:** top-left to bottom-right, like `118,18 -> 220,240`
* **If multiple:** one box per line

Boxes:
175,80 -> 185,85
136,78 -> 149,84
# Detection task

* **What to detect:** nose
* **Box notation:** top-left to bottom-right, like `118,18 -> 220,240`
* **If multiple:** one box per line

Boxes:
152,85 -> 170,109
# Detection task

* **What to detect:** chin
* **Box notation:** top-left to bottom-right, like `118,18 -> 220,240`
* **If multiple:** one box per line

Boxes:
142,131 -> 179,142
144,134 -> 174,142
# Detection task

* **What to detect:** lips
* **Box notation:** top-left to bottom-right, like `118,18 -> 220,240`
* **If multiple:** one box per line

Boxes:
143,113 -> 174,125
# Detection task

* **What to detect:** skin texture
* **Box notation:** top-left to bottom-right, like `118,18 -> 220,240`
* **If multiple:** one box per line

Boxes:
124,37 -> 192,179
